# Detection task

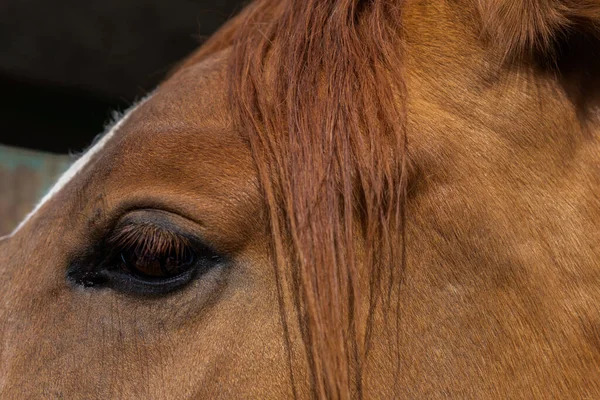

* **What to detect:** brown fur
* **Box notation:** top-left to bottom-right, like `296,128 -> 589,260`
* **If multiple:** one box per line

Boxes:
2,1 -> 600,398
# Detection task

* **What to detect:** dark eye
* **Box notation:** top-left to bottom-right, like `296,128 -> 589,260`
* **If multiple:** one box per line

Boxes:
120,246 -> 195,279
67,212 -> 223,296
117,228 -> 196,280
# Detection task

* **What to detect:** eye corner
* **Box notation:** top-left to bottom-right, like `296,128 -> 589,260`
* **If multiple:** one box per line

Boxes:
66,264 -> 108,289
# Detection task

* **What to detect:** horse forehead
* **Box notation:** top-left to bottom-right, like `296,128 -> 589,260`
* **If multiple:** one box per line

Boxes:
145,53 -> 231,125
89,54 -> 252,196
107,64 -> 233,167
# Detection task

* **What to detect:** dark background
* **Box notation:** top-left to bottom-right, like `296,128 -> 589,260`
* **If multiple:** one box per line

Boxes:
0,0 -> 246,154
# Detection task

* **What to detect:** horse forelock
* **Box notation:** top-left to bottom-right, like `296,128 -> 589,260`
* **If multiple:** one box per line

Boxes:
183,1 -> 412,398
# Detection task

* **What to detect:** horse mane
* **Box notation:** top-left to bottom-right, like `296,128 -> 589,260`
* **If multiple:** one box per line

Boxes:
211,1 -> 408,398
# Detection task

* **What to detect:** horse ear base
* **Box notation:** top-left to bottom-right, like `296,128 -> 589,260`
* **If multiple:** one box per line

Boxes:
477,0 -> 600,62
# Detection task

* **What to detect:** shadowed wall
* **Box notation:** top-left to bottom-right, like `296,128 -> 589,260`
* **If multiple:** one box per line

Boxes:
0,0 -> 245,152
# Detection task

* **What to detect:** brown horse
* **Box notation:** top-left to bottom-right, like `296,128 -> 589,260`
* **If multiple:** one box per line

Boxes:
2,0 -> 600,398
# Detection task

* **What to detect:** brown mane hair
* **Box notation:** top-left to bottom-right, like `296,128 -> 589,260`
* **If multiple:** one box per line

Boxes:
213,0 -> 408,398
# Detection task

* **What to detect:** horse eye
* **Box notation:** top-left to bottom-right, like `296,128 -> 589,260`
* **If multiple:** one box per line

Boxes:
67,214 -> 223,295
119,244 -> 195,279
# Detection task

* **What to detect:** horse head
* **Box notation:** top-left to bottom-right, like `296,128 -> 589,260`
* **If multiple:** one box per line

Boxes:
2,0 -> 600,398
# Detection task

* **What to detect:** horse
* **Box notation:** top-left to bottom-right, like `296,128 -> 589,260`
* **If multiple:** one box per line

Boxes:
2,0 -> 600,398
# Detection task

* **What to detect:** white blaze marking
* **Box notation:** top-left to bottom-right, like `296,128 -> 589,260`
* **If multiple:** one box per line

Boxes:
9,95 -> 152,237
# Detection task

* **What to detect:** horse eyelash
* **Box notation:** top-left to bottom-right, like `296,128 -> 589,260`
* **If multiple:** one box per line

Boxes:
109,223 -> 191,260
